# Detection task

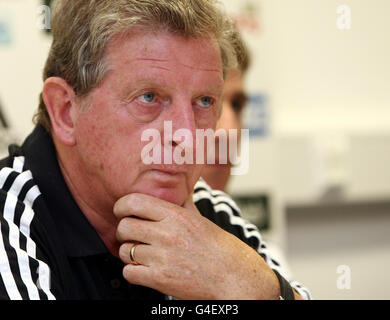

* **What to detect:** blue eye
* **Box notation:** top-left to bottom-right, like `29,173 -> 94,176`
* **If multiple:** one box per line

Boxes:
196,96 -> 213,108
137,92 -> 156,104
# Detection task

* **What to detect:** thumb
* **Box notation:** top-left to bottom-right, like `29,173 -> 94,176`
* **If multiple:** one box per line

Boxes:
182,192 -> 198,214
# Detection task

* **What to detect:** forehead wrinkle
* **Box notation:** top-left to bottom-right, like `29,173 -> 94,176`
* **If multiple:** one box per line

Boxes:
134,57 -> 169,63
179,61 -> 221,73
129,78 -> 175,90
133,48 -> 221,72
148,65 -> 171,72
133,57 -> 220,73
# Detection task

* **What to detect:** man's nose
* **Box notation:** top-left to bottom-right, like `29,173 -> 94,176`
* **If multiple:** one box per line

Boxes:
160,101 -> 196,149
164,101 -> 196,148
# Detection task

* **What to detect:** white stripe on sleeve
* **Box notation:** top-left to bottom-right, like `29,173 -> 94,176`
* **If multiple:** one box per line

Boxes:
12,157 -> 25,174
0,221 -> 23,300
3,192 -> 40,299
0,157 -> 56,300
0,168 -> 13,189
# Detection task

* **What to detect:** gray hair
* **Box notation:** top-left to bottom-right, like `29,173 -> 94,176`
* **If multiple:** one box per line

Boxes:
34,0 -> 238,131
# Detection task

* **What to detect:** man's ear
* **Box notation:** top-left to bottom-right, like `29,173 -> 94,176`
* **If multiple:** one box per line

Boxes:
42,77 -> 78,146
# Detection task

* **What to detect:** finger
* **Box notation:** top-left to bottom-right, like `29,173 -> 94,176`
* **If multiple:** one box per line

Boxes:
113,193 -> 181,221
116,216 -> 158,244
123,264 -> 153,288
119,242 -> 155,267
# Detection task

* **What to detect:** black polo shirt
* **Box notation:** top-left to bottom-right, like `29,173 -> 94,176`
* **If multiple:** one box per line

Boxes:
0,126 -> 311,300
0,126 -> 166,299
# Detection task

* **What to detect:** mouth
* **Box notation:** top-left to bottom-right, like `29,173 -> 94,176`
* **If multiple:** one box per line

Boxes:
149,165 -> 187,175
152,169 -> 183,176
147,167 -> 186,184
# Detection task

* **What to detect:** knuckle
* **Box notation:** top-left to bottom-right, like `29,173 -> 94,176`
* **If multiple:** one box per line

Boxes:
153,267 -> 172,287
160,230 -> 187,250
123,265 -> 141,285
116,193 -> 141,214
123,194 -> 137,212
160,230 -> 174,246
171,207 -> 185,219
116,218 -> 132,241
170,233 -> 188,250
126,193 -> 148,214
166,208 -> 188,228
117,218 -> 128,233
122,265 -> 134,282
114,194 -> 132,213
122,265 -> 132,279
119,243 -> 131,262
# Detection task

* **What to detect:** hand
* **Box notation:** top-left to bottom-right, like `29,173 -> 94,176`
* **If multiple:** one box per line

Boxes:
114,193 -> 280,300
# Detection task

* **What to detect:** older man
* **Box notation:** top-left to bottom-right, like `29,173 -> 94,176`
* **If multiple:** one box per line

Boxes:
0,0 -> 310,300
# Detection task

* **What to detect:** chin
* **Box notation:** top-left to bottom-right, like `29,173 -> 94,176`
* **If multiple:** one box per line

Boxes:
130,169 -> 195,206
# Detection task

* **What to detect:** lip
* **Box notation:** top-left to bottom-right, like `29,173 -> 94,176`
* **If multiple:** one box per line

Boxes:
149,165 -> 187,175
147,165 -> 187,179
152,169 -> 183,176
148,169 -> 185,186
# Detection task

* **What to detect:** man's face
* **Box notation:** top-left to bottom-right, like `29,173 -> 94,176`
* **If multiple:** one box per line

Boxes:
72,29 -> 224,206
201,68 -> 247,191
217,68 -> 246,133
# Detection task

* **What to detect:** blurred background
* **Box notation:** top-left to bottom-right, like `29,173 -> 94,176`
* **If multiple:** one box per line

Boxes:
0,0 -> 389,299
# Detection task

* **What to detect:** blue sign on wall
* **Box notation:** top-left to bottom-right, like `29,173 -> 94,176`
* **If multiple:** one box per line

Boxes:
0,15 -> 12,46
244,93 -> 269,138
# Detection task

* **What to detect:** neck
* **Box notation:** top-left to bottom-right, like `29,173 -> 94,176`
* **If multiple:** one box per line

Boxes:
55,144 -> 120,257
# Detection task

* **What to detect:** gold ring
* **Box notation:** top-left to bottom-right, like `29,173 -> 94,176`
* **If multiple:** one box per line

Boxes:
129,243 -> 140,265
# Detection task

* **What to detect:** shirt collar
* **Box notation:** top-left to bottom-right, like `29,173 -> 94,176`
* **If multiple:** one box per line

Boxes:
21,126 -> 108,257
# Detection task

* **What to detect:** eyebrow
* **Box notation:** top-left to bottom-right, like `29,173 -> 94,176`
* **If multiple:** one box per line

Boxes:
120,78 -> 224,101
132,79 -> 224,92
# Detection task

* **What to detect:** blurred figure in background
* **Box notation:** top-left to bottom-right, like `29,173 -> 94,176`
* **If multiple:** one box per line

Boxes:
201,26 -> 295,283
201,27 -> 249,191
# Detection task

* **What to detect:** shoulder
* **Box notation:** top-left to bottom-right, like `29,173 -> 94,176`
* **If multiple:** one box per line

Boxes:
1,147 -> 41,213
192,179 -> 312,300
193,178 -> 242,216
0,152 -> 57,300
193,178 -> 262,250
0,148 -> 41,210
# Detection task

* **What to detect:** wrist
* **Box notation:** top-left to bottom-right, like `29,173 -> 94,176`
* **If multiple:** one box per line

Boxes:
273,269 -> 295,300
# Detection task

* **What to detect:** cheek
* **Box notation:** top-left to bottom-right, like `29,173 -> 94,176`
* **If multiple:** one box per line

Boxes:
74,110 -> 145,183
196,114 -> 218,134
77,113 -> 111,160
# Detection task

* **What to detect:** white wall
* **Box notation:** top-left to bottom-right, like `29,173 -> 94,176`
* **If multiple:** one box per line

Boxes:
223,0 -> 390,135
287,203 -> 390,299
0,0 -> 51,139
224,0 -> 390,197
270,0 -> 390,135
222,0 -> 390,300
